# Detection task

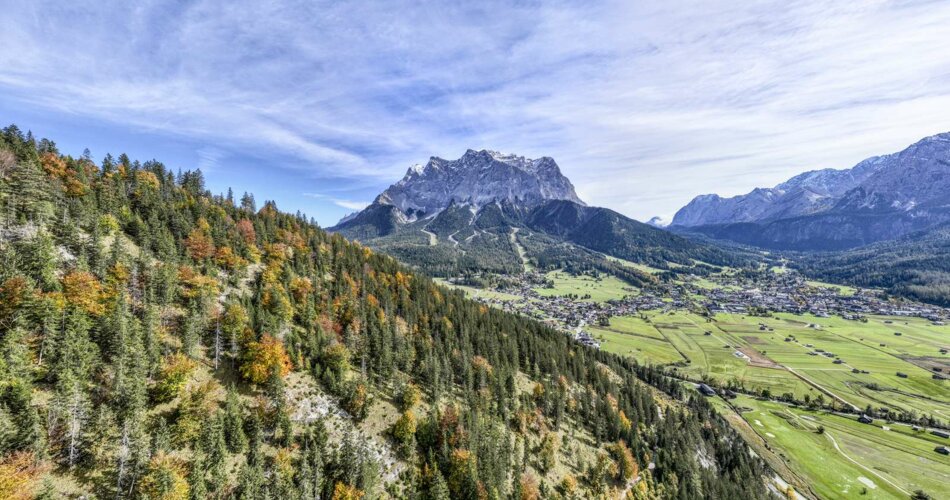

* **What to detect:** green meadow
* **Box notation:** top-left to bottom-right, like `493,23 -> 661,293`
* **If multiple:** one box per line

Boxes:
533,270 -> 634,302
597,310 -> 950,417
712,395 -> 950,499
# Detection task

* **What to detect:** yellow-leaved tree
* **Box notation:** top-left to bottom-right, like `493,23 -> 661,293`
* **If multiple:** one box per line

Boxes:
240,334 -> 291,384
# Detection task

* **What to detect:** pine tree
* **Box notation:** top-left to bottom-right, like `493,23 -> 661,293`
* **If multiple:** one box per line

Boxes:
241,192 -> 256,213
223,386 -> 247,453
188,452 -> 208,500
201,414 -> 228,495
8,157 -> 53,223
21,229 -> 59,291
429,466 -> 450,500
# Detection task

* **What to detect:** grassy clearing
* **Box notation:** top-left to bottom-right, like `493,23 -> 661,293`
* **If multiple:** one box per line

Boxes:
534,270 -> 634,302
805,280 -> 857,296
604,254 -> 665,274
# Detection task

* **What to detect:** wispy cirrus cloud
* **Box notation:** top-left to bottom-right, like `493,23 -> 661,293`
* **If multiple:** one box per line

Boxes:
303,193 -> 370,212
2,0 -> 950,223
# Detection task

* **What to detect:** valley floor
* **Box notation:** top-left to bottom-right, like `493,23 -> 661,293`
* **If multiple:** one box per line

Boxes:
441,262 -> 950,499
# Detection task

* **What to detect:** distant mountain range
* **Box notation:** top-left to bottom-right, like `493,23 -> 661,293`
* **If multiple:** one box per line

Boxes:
330,149 -> 754,276
669,133 -> 950,250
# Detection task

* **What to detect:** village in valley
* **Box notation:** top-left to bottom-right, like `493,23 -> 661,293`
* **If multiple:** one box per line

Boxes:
443,264 -> 949,349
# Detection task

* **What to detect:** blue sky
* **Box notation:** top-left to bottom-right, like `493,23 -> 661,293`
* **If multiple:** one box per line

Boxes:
3,0 -> 950,226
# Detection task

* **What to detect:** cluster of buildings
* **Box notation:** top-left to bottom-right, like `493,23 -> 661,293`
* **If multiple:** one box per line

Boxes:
699,272 -> 948,322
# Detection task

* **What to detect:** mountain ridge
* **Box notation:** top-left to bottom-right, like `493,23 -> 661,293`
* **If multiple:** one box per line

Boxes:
670,132 -> 950,250
331,149 -> 758,276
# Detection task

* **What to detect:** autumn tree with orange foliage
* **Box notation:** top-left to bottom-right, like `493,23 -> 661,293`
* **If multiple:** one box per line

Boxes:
176,266 -> 219,305
518,473 -> 540,500
0,452 -> 49,500
214,246 -> 246,271
0,276 -> 31,325
61,271 -> 105,316
184,218 -> 215,260
236,218 -> 256,245
331,481 -> 364,500
240,334 -> 291,384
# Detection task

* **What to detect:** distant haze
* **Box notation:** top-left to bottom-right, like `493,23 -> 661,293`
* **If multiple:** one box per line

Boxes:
2,1 -> 950,225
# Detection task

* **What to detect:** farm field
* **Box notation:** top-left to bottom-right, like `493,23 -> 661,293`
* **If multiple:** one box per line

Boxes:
596,311 -> 950,417
593,325 -> 685,365
533,270 -> 634,302
711,394 -> 950,499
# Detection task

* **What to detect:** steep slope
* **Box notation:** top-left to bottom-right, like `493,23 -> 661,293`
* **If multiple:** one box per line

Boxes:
524,200 -> 735,266
332,150 -> 758,276
0,124 -> 771,498
671,133 -> 950,250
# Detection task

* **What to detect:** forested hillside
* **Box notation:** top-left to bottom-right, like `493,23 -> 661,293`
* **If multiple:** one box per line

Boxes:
0,125 -> 769,499
794,224 -> 950,306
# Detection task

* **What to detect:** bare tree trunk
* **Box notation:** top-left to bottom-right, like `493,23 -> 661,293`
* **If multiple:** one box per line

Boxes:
67,389 -> 84,468
115,421 -> 130,499
214,315 -> 221,370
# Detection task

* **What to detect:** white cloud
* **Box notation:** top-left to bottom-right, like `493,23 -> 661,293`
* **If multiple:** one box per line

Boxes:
196,146 -> 225,172
2,0 -> 950,221
302,192 -> 369,211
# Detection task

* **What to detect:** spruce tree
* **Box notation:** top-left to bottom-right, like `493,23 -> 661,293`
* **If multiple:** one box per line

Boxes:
8,158 -> 53,223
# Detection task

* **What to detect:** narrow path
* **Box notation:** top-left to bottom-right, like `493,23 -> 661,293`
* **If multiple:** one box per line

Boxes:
509,227 -> 531,271
823,428 -> 910,496
421,226 -> 437,246
448,230 -> 460,248
785,366 -> 859,411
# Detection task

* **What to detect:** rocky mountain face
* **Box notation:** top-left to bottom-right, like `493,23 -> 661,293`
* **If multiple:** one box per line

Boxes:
331,149 -> 585,246
372,149 -> 584,219
670,133 -> 950,250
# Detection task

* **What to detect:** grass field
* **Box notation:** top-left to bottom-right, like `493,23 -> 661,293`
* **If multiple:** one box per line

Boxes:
710,394 -> 950,499
591,314 -> 686,365
533,270 -> 634,302
598,310 -> 950,417
805,280 -> 858,296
